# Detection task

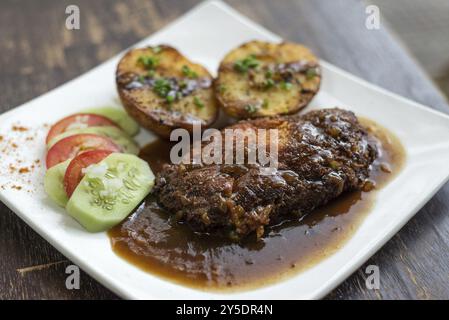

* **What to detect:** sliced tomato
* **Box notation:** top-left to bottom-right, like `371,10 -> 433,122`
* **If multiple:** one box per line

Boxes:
46,113 -> 119,144
63,150 -> 113,198
46,134 -> 121,168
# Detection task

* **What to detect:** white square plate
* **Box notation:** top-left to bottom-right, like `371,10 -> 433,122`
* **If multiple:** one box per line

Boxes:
1,0 -> 449,299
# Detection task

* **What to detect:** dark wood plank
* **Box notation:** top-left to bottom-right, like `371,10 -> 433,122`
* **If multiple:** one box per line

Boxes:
0,0 -> 448,299
0,0 -> 198,300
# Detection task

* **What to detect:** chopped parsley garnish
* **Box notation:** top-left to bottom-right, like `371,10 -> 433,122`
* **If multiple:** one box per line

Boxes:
280,81 -> 293,90
244,104 -> 257,114
179,80 -> 187,89
147,69 -> 156,78
166,94 -> 175,103
153,78 -> 172,98
234,55 -> 260,73
194,96 -> 204,109
265,70 -> 273,78
152,46 -> 162,54
264,78 -> 275,89
138,55 -> 159,69
306,68 -> 317,80
262,99 -> 269,109
182,65 -> 198,78
218,84 -> 227,93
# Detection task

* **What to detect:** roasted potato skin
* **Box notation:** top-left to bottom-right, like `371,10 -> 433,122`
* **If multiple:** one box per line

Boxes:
215,40 -> 321,119
116,45 -> 218,139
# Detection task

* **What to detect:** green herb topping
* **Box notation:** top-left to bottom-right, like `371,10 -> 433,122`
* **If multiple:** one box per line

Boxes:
147,69 -> 155,78
138,55 -> 159,69
152,46 -> 162,54
244,104 -> 258,114
193,96 -> 205,109
262,99 -> 269,109
166,94 -> 175,103
265,70 -> 273,78
153,78 -> 172,99
182,65 -> 198,79
280,81 -> 293,90
264,78 -> 275,89
218,84 -> 227,93
306,68 -> 318,80
234,54 -> 260,73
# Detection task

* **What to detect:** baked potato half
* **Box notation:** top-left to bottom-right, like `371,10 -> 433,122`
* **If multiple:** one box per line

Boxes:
116,45 -> 218,138
215,40 -> 321,119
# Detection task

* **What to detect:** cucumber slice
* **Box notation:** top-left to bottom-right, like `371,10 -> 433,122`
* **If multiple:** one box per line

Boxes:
83,107 -> 140,136
66,153 -> 154,232
44,159 -> 71,207
47,126 -> 139,155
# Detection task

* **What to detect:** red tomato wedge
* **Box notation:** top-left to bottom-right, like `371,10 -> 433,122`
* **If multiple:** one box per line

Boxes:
45,113 -> 119,144
46,134 -> 121,168
63,150 -> 113,198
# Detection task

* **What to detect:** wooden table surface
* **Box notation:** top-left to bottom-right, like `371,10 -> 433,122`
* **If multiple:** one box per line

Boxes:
1,0 -> 449,300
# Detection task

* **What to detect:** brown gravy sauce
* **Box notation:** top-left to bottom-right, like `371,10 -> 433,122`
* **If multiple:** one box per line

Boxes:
108,118 -> 406,291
